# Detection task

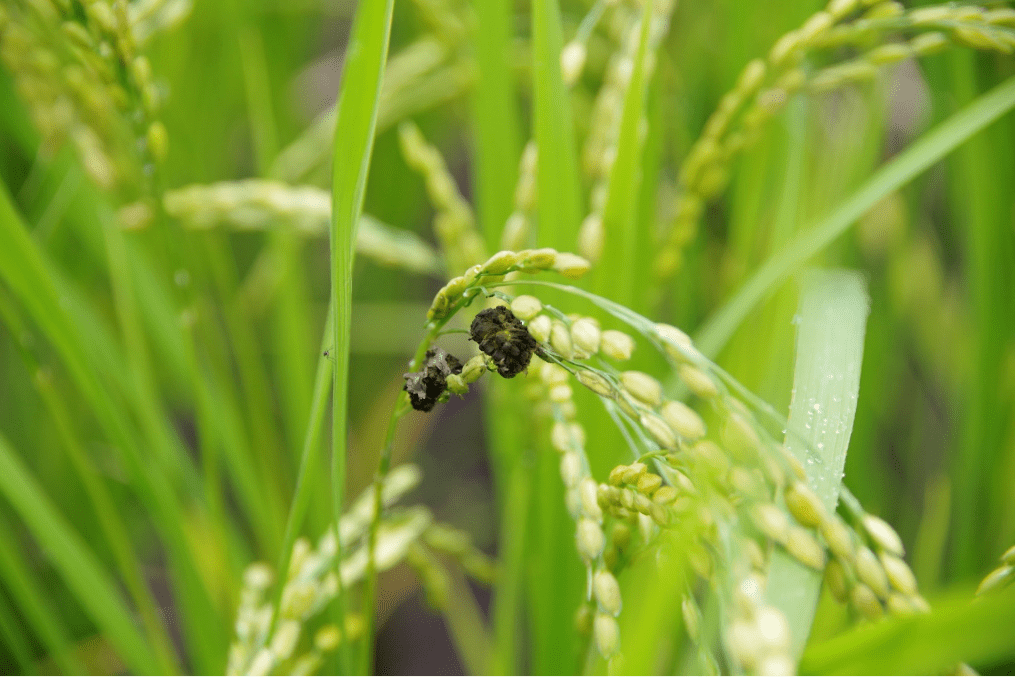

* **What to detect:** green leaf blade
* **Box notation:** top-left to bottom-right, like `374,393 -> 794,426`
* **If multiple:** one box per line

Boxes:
694,77 -> 1015,360
765,269 -> 870,661
800,587 -> 1014,675
0,435 -> 159,675
532,0 -> 583,250
594,0 -> 654,308
328,0 -> 396,671
472,0 -> 521,249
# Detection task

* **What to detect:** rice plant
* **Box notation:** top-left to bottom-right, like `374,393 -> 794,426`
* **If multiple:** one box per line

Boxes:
0,0 -> 1012,674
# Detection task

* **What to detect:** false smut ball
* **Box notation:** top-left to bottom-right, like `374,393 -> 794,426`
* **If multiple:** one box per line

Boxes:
403,346 -> 463,412
469,306 -> 540,378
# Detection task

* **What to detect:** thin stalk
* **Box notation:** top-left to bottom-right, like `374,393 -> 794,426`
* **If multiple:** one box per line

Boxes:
268,305 -> 334,638
34,371 -> 182,673
362,394 -> 408,671
179,314 -> 239,597
239,21 -> 316,475
442,566 -> 493,674
99,205 -> 186,489
184,293 -> 276,555
361,311 -> 458,669
0,434 -> 160,675
0,589 -> 36,674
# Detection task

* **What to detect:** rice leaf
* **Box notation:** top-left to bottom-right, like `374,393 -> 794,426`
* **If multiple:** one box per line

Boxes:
764,269 -> 870,660
328,0 -> 395,670
532,0 -> 583,250
594,0 -> 653,307
800,586 -> 1014,675
0,434 -> 159,675
471,0 -> 521,248
694,77 -> 1014,359
0,514 -> 83,674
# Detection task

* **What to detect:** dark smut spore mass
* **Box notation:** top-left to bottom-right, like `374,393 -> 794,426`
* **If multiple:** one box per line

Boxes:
403,346 -> 463,412
469,306 -> 539,378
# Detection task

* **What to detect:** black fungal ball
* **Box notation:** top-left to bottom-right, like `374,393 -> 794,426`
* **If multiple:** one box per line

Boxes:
469,305 -> 539,378
403,346 -> 463,412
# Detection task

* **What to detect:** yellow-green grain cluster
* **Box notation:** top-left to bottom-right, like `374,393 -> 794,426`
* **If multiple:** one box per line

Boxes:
976,546 -> 1015,597
164,180 -> 442,274
406,523 -> 498,610
653,0 -> 1014,282
0,0 -> 170,218
425,249 -> 590,322
398,121 -> 486,274
523,356 -> 626,661
576,0 -> 677,264
228,466 -> 444,675
483,286 -> 931,669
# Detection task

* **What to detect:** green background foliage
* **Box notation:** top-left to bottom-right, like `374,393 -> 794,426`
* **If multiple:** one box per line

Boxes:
0,0 -> 1012,673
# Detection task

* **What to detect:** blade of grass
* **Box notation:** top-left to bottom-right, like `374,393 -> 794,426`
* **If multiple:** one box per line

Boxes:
0,289 -> 181,671
487,429 -> 532,675
0,513 -> 83,675
200,234 -> 288,552
127,244 -> 191,390
238,25 -> 280,172
24,157 -> 205,495
533,0 -> 583,250
528,429 -> 584,675
799,586 -> 1014,675
594,0 -> 653,308
241,21 -> 318,483
944,53 -> 1015,580
0,434 -> 159,675
33,359 -> 181,673
528,3 -> 586,671
0,184 -> 225,672
442,566 -> 493,675
237,21 -> 317,473
268,305 -> 333,637
189,340 -> 277,556
693,77 -> 1014,359
631,71 -> 666,315
178,315 -> 233,584
471,0 -> 521,249
328,0 -> 395,672
101,206 -> 186,489
764,269 -> 870,660
1,162 -> 204,495
3,150 -> 233,655
0,587 -> 37,675
719,94 -> 811,408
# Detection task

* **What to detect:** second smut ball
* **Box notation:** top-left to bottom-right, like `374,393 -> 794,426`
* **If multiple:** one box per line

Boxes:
469,305 -> 540,378
403,346 -> 463,412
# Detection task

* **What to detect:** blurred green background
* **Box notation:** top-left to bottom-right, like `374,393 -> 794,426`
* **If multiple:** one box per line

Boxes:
0,0 -> 1012,673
